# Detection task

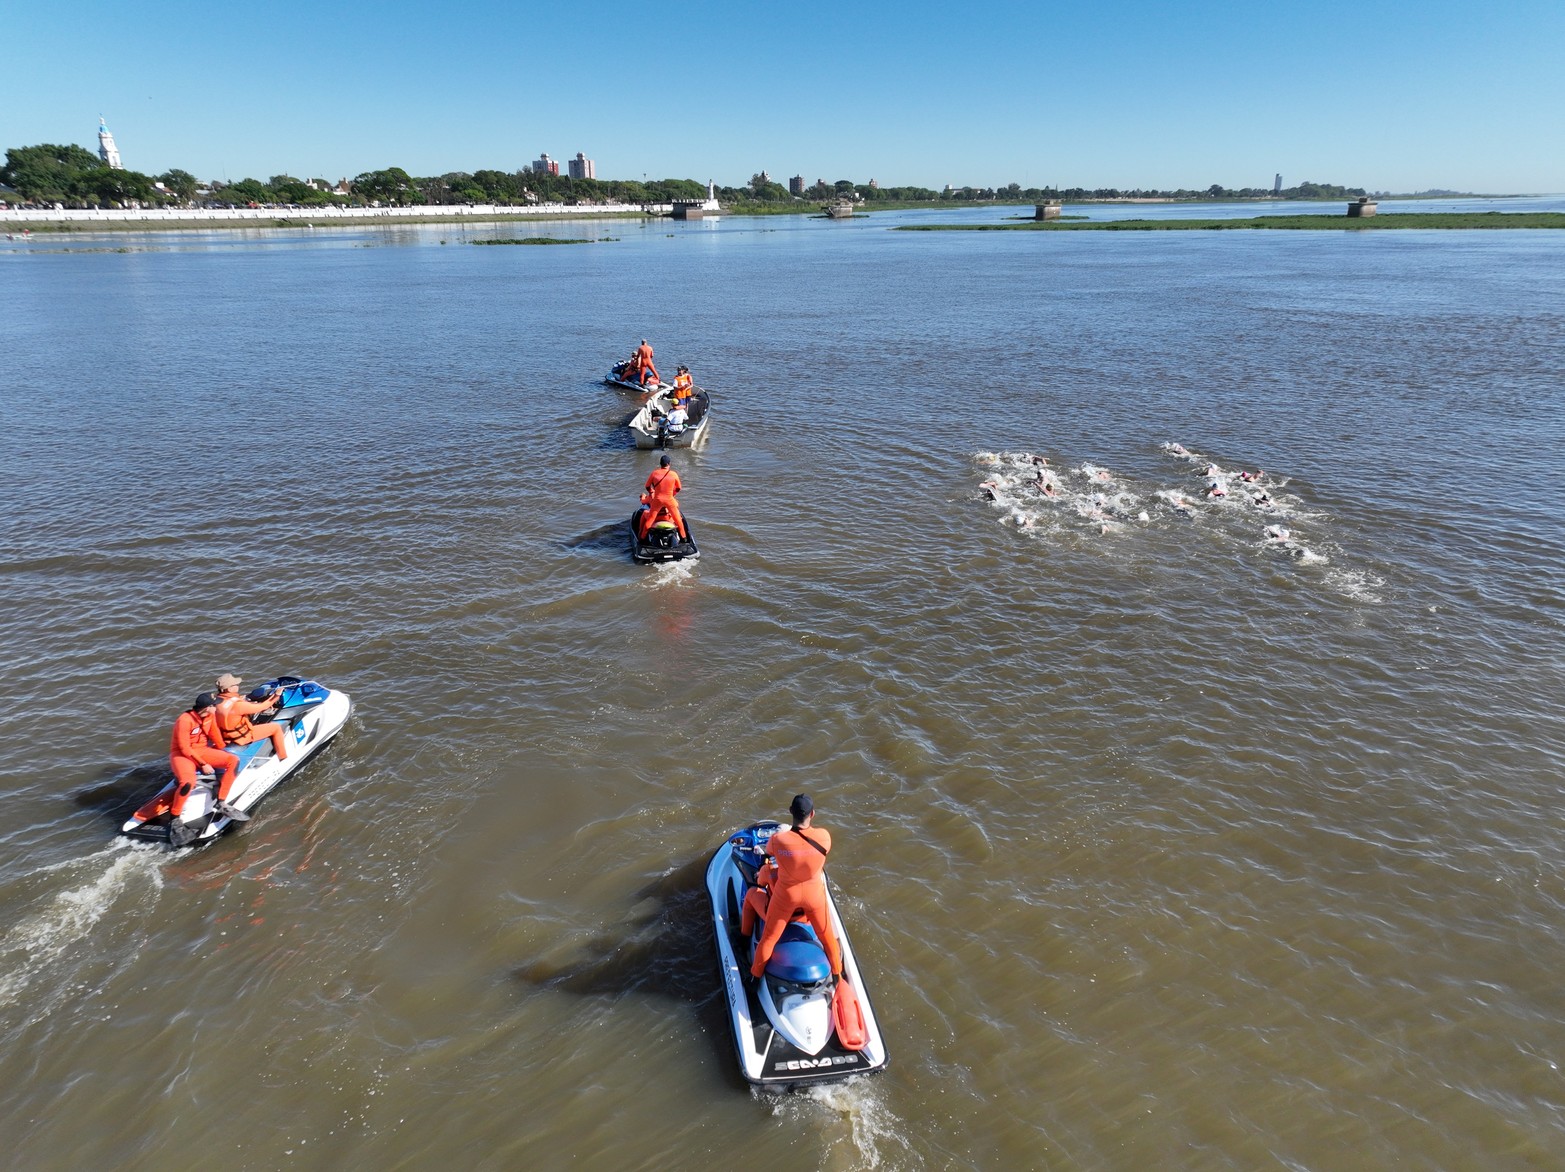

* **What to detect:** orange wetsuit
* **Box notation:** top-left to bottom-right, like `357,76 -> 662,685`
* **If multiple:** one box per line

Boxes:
635,342 -> 659,385
168,708 -> 238,815
749,825 -> 841,979
639,465 -> 686,539
216,690 -> 288,762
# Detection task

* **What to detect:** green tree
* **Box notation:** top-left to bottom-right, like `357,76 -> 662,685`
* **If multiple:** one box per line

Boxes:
221,177 -> 274,205
1,143 -> 105,203
351,167 -> 417,205
158,168 -> 199,202
73,166 -> 158,207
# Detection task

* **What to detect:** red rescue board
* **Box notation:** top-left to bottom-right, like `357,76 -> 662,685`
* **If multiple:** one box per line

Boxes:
833,976 -> 868,1051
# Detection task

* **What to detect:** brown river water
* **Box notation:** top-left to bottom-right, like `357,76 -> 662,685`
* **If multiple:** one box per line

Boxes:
2,209 -> 1564,1169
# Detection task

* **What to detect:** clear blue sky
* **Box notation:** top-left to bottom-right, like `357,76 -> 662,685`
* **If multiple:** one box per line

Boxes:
6,0 -> 1561,193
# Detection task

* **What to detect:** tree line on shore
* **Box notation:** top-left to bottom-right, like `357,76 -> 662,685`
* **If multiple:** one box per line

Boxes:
1,142 -> 1369,210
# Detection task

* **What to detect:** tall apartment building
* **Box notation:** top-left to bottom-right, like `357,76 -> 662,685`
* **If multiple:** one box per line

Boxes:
789,175 -> 805,196
568,152 -> 596,180
1273,173 -> 1282,195
531,153 -> 559,176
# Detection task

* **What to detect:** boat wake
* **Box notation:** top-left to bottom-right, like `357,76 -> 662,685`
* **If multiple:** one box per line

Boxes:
0,841 -> 165,1020
769,1078 -> 916,1169
974,443 -> 1379,599
642,560 -> 696,589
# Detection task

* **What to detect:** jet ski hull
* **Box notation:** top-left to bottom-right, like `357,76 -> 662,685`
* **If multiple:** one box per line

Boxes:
604,368 -> 670,394
120,678 -> 351,848
629,510 -> 699,564
707,821 -> 889,1088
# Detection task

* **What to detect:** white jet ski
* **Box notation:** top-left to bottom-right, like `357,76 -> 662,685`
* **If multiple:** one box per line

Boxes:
122,676 -> 351,848
707,820 -> 889,1088
604,362 -> 671,394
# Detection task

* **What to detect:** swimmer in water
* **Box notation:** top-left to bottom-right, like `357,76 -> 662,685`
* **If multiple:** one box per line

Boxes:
1206,478 -> 1228,499
1032,455 -> 1049,467
1166,442 -> 1188,456
1265,524 -> 1291,542
1239,469 -> 1264,483
1250,489 -> 1273,509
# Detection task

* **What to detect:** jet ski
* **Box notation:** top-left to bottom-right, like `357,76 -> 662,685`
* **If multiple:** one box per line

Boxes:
121,676 -> 352,848
604,362 -> 670,394
629,508 -> 699,563
628,389 -> 711,450
707,820 -> 889,1088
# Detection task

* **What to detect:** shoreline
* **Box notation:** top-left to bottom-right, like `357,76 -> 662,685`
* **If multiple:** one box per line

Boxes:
3,200 -> 1554,237
897,211 -> 1565,232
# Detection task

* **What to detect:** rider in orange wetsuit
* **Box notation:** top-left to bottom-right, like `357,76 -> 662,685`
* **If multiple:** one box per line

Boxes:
213,673 -> 288,763
638,454 -> 686,539
167,693 -> 243,820
635,339 -> 659,386
749,794 -> 842,980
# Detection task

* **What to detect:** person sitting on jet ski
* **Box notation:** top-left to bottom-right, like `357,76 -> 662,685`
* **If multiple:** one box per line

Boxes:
213,672 -> 289,764
749,794 -> 842,982
168,692 -> 249,823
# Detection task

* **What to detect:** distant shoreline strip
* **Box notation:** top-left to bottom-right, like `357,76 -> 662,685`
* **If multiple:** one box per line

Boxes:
897,212 -> 1565,231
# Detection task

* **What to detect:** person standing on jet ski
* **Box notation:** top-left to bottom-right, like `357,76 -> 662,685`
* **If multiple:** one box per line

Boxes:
749,794 -> 843,982
638,454 -> 687,539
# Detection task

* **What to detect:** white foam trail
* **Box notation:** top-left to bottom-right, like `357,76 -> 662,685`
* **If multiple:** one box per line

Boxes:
642,561 -> 695,588
0,843 -> 163,1011
771,1079 -> 917,1169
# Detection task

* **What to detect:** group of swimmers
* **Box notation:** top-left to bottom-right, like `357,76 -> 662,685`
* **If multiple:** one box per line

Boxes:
976,442 -> 1303,551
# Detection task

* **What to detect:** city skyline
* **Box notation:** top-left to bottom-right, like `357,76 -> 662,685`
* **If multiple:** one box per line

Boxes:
5,0 -> 1561,194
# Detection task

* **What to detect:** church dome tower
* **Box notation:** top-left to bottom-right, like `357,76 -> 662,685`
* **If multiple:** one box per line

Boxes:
98,118 -> 122,169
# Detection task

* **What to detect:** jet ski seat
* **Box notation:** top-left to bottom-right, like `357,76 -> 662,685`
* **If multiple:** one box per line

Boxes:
765,921 -> 831,984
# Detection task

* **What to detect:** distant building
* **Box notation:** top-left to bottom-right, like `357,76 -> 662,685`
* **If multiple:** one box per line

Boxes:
568,152 -> 596,180
1273,173 -> 1282,195
868,178 -> 878,190
789,175 -> 805,196
97,118 -> 122,169
531,153 -> 559,176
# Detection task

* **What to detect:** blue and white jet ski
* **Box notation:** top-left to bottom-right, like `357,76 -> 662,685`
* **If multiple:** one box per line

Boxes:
604,362 -> 670,394
707,820 -> 889,1088
121,676 -> 352,848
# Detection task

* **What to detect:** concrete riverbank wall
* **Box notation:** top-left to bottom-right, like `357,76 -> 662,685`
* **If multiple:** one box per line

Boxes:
2,202 -> 671,229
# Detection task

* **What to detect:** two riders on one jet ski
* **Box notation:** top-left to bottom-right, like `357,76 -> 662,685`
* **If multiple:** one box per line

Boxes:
154,672 -> 287,826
